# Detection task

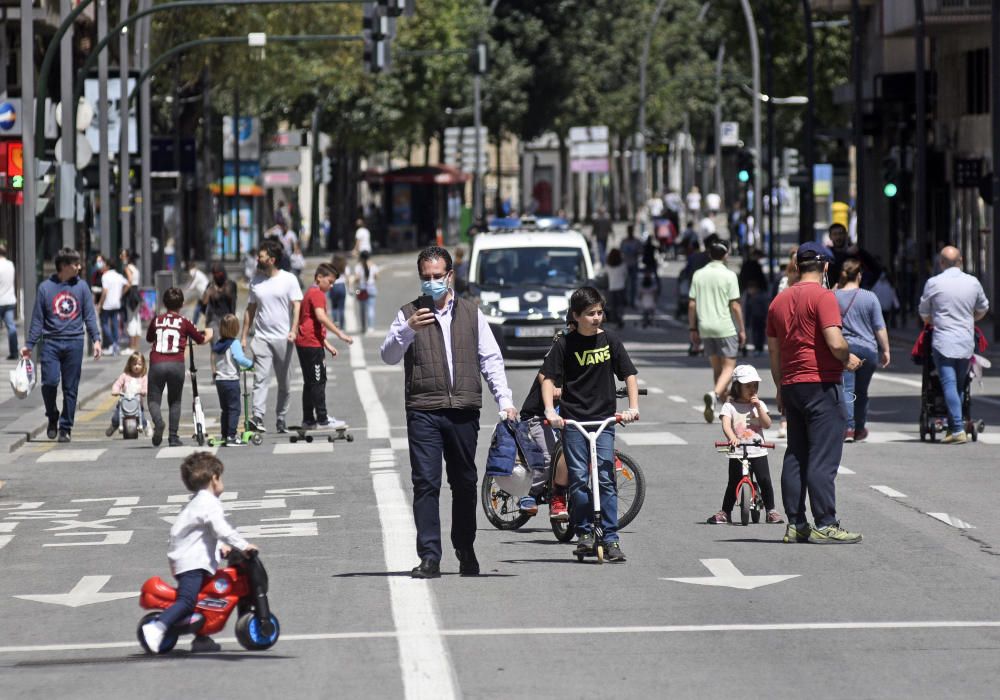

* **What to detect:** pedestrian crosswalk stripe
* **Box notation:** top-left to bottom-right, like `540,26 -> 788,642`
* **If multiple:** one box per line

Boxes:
37,449 -> 106,463
668,395 -> 687,403
618,432 -> 687,446
854,431 -> 914,443
973,433 -> 1000,444
928,512 -> 975,529
838,466 -> 855,474
389,437 -> 409,451
273,442 -> 334,454
871,485 -> 907,498
155,446 -> 219,459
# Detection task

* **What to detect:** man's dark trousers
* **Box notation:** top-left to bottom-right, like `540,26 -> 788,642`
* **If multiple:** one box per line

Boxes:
40,338 -> 84,432
407,408 -> 480,562
780,382 -> 847,528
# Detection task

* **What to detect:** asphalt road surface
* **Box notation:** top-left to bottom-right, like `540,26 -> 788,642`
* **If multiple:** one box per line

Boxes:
2,253 -> 999,699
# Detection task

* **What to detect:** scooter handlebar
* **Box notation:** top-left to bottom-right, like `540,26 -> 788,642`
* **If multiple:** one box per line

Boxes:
714,440 -> 776,449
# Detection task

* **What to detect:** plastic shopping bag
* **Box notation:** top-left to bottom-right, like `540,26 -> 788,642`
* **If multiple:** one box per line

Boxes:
9,357 -> 36,399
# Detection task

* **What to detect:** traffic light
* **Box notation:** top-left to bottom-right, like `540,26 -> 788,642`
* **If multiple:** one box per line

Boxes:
470,42 -> 488,75
363,7 -> 389,39
737,149 -> 754,184
364,37 -> 390,73
882,154 -> 899,198
36,159 -> 55,215
378,0 -> 405,17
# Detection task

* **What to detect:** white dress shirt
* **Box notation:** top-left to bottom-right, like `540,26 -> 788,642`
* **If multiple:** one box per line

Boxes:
167,489 -> 249,576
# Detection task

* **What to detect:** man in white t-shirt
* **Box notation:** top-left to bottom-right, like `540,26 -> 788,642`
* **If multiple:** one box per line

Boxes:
0,245 -> 17,359
97,266 -> 130,356
186,262 -> 210,324
352,219 -> 372,257
242,238 -> 303,433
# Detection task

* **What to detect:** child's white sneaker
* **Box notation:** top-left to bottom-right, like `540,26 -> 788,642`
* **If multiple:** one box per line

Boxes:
141,621 -> 165,654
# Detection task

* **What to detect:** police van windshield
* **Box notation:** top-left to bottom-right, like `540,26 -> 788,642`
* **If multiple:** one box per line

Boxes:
477,247 -> 587,289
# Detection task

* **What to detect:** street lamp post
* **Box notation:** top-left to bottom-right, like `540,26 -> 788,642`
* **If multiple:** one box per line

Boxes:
801,0 -> 815,244
119,0 -> 132,253
764,2 -> 776,282
992,1 -> 1000,342
637,0 -> 670,222
739,0 -> 762,256
851,0 -> 865,245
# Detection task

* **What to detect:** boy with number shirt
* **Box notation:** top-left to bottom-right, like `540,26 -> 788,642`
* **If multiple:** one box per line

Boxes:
146,287 -> 212,447
295,263 -> 354,429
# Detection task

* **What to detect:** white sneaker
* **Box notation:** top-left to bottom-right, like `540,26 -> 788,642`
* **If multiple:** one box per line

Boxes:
141,621 -> 165,654
778,424 -> 787,439
320,418 -> 348,430
143,424 -> 153,438
703,392 -> 716,424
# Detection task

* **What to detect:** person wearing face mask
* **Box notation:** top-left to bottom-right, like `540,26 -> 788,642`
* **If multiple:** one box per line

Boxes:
203,262 -> 238,369
380,246 -> 517,579
241,239 -> 303,434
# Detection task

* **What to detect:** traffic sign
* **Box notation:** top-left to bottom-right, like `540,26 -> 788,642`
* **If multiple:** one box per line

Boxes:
0,101 -> 17,132
720,121 -> 740,147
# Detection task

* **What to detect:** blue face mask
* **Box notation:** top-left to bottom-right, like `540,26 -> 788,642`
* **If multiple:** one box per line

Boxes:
421,277 -> 450,301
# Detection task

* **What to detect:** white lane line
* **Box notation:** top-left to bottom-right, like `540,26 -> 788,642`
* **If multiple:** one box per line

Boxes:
390,437 -> 409,451
928,512 -> 975,529
156,446 -> 219,459
37,449 -> 106,463
838,466 -> 855,475
272,442 -> 334,454
351,337 -> 391,440
668,395 -> 687,403
618,432 -> 688,446
646,387 -> 664,395
8,620 -> 1000,653
373,467 -> 459,699
872,374 -> 922,389
973,432 -> 1000,444
871,485 -> 907,498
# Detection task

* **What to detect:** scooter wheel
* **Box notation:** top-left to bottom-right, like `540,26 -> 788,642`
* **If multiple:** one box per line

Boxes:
289,436 -> 298,444
137,612 -> 178,654
250,434 -> 264,446
235,612 -> 280,650
305,435 -> 313,443
595,545 -> 604,564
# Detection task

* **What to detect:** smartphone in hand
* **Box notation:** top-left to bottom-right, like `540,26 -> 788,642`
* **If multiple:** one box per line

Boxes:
417,295 -> 434,312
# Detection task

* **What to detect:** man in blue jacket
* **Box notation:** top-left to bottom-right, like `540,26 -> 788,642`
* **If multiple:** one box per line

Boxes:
21,248 -> 102,442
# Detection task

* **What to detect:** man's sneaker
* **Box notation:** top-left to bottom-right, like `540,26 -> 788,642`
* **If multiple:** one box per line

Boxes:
226,436 -> 243,447
574,531 -> 596,556
783,522 -> 811,543
168,436 -> 183,447
549,491 -> 569,522
777,424 -> 787,439
706,511 -> 729,524
190,636 -> 221,653
152,423 -> 164,447
766,510 -> 785,524
844,429 -> 855,443
322,418 -> 348,430
46,420 -> 58,440
275,419 -> 287,434
105,424 -> 117,437
942,431 -> 968,445
854,428 -> 869,442
518,496 -> 538,516
703,392 -> 716,423
603,541 -> 626,563
808,523 -> 863,544
141,621 -> 165,654
57,430 -> 71,443
248,417 -> 266,434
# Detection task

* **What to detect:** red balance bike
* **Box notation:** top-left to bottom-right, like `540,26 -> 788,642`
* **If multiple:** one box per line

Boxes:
714,438 -> 775,525
137,550 -> 279,653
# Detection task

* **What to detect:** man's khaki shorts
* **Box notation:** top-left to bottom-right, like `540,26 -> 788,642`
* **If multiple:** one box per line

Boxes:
702,334 -> 739,359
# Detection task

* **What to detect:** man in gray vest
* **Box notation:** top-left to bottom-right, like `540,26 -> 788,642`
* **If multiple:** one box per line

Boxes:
381,246 -> 517,578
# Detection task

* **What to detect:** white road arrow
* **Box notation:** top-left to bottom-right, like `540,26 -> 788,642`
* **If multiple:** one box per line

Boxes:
14,576 -> 139,608
662,559 -> 799,590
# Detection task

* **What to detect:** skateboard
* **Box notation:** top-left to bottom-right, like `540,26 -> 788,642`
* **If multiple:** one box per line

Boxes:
287,425 -> 354,443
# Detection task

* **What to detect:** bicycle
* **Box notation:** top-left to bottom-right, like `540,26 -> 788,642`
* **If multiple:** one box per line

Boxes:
480,389 -> 646,544
714,438 -> 774,525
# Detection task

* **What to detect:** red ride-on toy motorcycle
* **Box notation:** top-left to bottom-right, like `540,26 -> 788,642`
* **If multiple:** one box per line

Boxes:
137,550 -> 279,653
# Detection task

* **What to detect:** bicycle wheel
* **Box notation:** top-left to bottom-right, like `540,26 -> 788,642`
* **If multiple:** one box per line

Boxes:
739,482 -> 752,526
615,451 -> 645,529
480,475 -> 531,530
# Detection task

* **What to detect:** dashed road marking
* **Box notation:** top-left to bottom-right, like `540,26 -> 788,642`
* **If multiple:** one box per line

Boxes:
928,512 -> 975,529
37,449 -> 106,463
838,466 -> 855,475
972,433 -> 1000,444
155,446 -> 219,459
870,485 -> 907,498
273,442 -> 335,454
389,437 -> 409,451
872,374 -> 922,389
668,395 -> 687,403
618,431 -> 688,446
646,387 -> 664,395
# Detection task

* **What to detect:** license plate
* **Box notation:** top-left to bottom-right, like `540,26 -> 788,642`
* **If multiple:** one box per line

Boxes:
514,326 -> 555,338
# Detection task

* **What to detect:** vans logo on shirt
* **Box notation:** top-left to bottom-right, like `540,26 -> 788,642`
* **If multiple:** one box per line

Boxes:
574,346 -> 611,366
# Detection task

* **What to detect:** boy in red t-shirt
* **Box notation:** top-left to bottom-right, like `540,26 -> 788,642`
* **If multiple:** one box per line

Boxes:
146,287 -> 212,446
295,264 -> 353,429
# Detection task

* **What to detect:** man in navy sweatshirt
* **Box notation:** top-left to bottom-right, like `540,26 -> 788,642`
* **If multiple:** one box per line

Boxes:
21,248 -> 102,442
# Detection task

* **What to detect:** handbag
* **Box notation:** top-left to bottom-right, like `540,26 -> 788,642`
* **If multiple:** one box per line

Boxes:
355,288 -> 370,302
125,285 -> 142,311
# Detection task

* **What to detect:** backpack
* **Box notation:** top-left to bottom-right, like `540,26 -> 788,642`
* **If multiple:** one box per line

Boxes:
9,357 -> 37,399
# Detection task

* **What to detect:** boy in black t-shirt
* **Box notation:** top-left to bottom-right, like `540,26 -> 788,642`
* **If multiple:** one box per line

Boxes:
541,287 -> 639,562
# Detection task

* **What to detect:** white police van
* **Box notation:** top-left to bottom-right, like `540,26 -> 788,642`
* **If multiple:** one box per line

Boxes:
467,218 -> 595,358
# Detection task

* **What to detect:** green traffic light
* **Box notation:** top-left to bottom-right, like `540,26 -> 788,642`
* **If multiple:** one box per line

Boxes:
738,170 -> 750,183
883,182 -> 898,198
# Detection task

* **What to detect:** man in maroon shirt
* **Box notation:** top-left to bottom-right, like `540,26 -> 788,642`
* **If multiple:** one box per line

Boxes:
767,243 -> 863,545
146,287 -> 212,446
295,263 -> 353,429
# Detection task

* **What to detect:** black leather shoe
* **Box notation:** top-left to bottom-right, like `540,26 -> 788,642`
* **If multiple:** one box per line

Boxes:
410,558 -> 440,579
57,430 -> 71,443
46,421 -> 58,440
455,548 -> 480,576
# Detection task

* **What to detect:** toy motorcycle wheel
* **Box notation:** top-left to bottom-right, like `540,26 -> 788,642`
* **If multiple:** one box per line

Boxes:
122,416 -> 139,440
137,612 -> 178,654
235,612 -> 280,650
250,433 -> 264,446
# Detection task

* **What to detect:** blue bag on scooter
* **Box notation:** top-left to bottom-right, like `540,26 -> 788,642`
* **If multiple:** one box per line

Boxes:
485,419 -> 545,477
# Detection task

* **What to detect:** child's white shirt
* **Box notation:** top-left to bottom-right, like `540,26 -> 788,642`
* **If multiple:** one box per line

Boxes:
720,399 -> 769,458
167,489 -> 249,576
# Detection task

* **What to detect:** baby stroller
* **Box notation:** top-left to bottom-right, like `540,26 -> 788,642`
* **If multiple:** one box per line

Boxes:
914,326 -> 986,442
